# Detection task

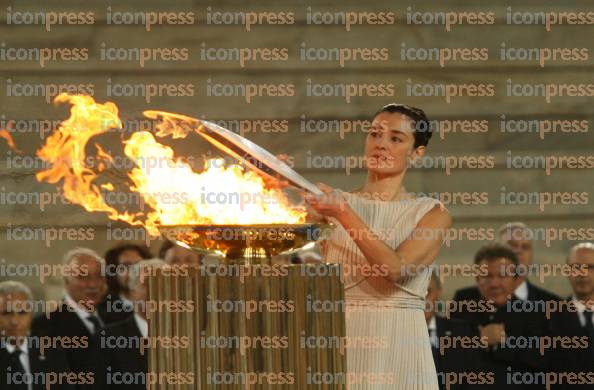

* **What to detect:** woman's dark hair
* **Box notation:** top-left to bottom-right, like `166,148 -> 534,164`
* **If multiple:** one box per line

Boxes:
373,103 -> 431,148
473,243 -> 519,266
104,243 -> 152,297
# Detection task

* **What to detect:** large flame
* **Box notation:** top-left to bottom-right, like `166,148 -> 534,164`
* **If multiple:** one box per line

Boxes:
35,93 -> 306,236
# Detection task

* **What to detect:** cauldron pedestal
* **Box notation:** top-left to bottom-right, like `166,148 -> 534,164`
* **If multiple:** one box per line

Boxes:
147,264 -> 346,389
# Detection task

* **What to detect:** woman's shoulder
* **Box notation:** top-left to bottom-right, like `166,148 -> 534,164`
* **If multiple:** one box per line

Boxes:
342,189 -> 442,207
413,195 -> 444,208
412,196 -> 451,228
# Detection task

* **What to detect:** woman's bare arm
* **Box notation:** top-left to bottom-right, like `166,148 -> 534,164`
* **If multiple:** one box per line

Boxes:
335,205 -> 451,282
305,184 -> 452,283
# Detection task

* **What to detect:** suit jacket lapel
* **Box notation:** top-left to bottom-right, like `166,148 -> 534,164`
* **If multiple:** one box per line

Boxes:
0,344 -> 39,390
0,347 -> 10,376
130,317 -> 148,369
525,281 -> 534,301
566,300 -> 588,335
435,316 -> 444,338
27,346 -> 45,390
132,317 -> 143,339
60,301 -> 93,337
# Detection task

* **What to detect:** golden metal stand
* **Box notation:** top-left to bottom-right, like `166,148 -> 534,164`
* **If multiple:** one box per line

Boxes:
148,225 -> 346,389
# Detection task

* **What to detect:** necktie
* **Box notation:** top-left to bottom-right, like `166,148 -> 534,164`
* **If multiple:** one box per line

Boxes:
8,348 -> 28,390
583,311 -> 594,355
87,314 -> 104,335
584,310 -> 594,359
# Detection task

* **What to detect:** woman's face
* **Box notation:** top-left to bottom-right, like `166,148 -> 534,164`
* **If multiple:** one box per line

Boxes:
364,112 -> 424,177
116,249 -> 144,291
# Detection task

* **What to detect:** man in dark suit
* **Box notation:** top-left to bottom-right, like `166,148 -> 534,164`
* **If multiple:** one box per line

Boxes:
451,243 -> 550,389
548,243 -> 594,389
0,281 -> 75,390
31,247 -> 110,390
454,222 -> 560,304
425,270 -> 488,390
102,259 -> 166,390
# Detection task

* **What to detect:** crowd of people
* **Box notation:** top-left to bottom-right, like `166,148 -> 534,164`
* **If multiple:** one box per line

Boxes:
0,242 -> 200,390
0,222 -> 592,389
426,223 -> 594,389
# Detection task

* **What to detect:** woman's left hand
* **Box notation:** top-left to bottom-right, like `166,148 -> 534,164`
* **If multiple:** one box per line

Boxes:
302,183 -> 349,220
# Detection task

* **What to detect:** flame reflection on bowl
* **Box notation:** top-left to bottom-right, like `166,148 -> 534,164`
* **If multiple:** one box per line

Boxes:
159,223 -> 333,264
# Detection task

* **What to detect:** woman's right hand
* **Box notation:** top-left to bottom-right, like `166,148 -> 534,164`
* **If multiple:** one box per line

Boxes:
302,183 -> 349,221
300,193 -> 327,223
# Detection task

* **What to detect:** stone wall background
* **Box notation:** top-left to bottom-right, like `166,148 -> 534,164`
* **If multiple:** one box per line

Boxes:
1,0 -> 593,301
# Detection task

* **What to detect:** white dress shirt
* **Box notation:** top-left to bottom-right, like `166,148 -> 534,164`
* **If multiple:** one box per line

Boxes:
64,293 -> 104,334
572,296 -> 594,327
134,313 -> 148,338
514,280 -> 529,300
5,339 -> 32,390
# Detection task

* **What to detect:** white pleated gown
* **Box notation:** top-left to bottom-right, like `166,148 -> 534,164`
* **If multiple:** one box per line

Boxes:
323,192 -> 443,390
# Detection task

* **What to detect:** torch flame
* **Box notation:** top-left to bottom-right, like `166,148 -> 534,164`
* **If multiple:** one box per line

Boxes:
0,129 -> 22,153
35,94 -> 306,236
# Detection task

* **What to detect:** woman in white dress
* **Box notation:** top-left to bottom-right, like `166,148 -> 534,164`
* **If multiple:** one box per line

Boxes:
304,104 -> 452,390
